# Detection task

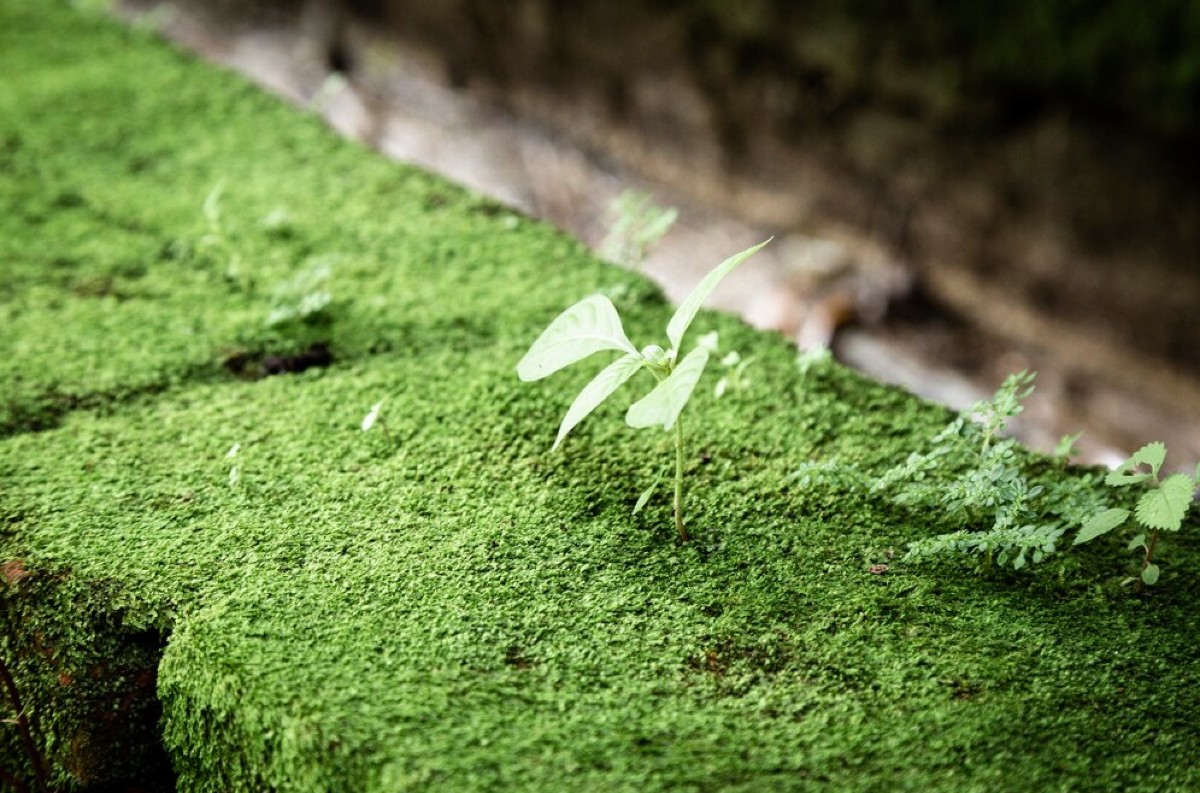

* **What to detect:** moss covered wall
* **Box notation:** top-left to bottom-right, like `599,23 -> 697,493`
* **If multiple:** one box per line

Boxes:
3,2 -> 1199,791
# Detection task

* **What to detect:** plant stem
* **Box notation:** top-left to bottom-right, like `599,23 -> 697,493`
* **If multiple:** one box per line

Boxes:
0,653 -> 49,793
1137,529 -> 1162,593
674,416 -> 689,543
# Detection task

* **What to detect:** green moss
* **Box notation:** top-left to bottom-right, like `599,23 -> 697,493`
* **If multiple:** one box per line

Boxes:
1,2 -> 1198,791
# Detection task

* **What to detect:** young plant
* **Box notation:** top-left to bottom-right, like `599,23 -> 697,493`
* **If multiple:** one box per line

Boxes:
199,183 -> 247,288
599,189 -> 678,270
713,349 -> 755,399
1073,442 -> 1197,587
361,400 -> 392,444
876,371 -> 1104,570
265,258 -> 334,328
517,239 -> 770,541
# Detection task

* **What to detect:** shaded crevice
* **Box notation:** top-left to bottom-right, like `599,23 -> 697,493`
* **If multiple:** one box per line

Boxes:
1,567 -> 176,791
223,341 -> 335,379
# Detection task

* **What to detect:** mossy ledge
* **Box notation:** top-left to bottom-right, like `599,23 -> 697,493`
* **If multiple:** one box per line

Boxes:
1,2 -> 1198,791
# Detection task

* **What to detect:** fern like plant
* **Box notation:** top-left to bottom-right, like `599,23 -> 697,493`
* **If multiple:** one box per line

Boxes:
517,240 -> 769,541
876,372 -> 1103,570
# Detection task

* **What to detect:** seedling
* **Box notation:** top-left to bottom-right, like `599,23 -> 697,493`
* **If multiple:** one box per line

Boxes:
361,400 -> 391,444
225,442 -> 241,487
1054,432 -> 1083,462
713,349 -> 755,399
199,183 -> 246,288
877,372 -> 1104,570
517,239 -> 770,541
600,189 -> 678,270
265,258 -> 334,328
1074,442 -> 1197,587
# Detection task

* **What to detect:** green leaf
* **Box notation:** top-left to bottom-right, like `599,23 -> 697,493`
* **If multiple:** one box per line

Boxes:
1105,469 -> 1151,487
1073,508 -> 1130,545
626,347 -> 710,431
666,239 -> 770,352
1054,432 -> 1082,459
1135,473 -> 1195,531
1127,533 -> 1146,552
1106,441 -> 1168,486
552,353 -> 644,450
633,474 -> 663,515
1141,564 -> 1160,586
517,295 -> 637,382
1131,442 -> 1167,477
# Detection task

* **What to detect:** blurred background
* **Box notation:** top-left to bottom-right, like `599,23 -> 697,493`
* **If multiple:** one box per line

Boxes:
119,0 -> 1200,465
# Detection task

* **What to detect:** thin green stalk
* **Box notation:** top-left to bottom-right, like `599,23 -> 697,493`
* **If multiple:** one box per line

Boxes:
1136,529 -> 1161,593
674,416 -> 688,542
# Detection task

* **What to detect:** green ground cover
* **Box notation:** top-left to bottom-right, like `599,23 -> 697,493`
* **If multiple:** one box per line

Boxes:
1,2 -> 1198,791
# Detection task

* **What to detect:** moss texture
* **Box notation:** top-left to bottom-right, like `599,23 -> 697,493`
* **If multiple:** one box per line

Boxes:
2,2 -> 1198,791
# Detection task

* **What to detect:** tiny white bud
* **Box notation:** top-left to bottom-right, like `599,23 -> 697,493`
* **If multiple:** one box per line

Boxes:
362,401 -> 384,432
696,331 -> 720,354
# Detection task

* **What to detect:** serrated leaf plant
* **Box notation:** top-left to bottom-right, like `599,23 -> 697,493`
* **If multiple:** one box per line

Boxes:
517,239 -> 770,541
1073,442 -> 1198,588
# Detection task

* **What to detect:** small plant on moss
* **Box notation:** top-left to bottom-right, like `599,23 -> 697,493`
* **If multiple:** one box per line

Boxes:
265,258 -> 334,328
518,239 -> 770,541
1073,442 -> 1197,587
225,442 -> 242,488
600,189 -> 678,269
198,183 -> 247,288
875,371 -> 1103,570
361,400 -> 392,444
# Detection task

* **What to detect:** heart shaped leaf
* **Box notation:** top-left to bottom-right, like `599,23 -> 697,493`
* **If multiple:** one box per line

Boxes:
666,239 -> 770,352
626,347 -> 710,431
1135,473 -> 1195,531
517,295 -> 637,381
553,352 -> 644,450
1073,508 -> 1130,545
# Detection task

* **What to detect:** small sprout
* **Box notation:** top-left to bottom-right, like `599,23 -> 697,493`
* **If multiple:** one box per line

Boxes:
796,344 -> 832,377
309,71 -> 348,113
1074,442 -> 1198,588
265,259 -> 334,328
600,189 -> 678,269
696,331 -> 720,354
260,207 -> 292,232
713,349 -> 754,399
361,400 -> 391,443
1055,432 -> 1083,461
518,239 -> 771,541
633,473 -> 663,515
225,442 -> 241,487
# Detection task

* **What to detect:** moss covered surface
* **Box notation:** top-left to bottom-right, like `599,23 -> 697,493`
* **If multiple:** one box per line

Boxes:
2,2 -> 1199,791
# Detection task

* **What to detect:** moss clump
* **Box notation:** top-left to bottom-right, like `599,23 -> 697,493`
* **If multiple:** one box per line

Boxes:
1,2 -> 1198,791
